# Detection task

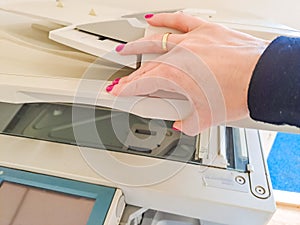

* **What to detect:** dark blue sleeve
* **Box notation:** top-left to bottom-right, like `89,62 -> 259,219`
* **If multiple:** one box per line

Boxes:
248,36 -> 300,127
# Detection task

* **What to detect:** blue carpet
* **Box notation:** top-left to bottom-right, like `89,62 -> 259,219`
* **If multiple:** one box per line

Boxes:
267,132 -> 300,193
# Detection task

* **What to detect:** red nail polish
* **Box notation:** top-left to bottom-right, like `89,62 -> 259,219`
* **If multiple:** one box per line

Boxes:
112,78 -> 121,85
172,127 -> 180,131
144,14 -> 154,19
115,44 -> 125,52
106,84 -> 114,92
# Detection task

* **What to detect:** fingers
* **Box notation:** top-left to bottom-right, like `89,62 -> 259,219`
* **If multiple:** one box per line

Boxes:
117,33 -> 181,55
146,13 -> 206,33
116,13 -> 207,55
116,61 -> 159,85
111,77 -> 158,96
173,112 -> 200,136
110,64 -> 183,96
110,65 -> 157,96
116,49 -> 183,86
173,111 -> 211,136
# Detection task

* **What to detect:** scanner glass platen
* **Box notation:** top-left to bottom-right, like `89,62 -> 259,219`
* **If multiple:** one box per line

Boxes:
0,102 -> 249,171
2,103 -> 196,162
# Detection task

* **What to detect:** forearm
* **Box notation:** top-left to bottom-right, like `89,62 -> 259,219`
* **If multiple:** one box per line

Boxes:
248,36 -> 300,127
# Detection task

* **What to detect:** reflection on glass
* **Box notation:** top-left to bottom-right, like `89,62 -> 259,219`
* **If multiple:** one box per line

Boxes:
0,182 -> 94,225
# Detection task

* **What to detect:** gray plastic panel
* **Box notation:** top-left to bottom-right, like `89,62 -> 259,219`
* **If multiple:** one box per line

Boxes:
2,103 -> 196,162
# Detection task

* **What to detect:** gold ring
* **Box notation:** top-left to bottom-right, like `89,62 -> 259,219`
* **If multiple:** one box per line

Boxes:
162,32 -> 171,51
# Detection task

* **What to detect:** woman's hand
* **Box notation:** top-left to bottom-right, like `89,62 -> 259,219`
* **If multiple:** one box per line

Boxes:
108,13 -> 269,136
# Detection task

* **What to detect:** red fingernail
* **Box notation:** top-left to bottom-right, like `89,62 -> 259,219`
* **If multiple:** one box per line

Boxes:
112,78 -> 121,85
144,14 -> 154,19
115,44 -> 125,52
172,127 -> 180,131
106,84 -> 114,92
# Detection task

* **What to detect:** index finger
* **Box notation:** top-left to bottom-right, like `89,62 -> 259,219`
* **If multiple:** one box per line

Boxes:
145,12 -> 206,33
117,33 -> 181,55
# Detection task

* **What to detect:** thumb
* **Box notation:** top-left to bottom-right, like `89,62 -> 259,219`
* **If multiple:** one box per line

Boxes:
173,111 -> 211,136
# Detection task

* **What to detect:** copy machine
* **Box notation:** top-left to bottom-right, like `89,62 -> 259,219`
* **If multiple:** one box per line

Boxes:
0,1 -> 299,225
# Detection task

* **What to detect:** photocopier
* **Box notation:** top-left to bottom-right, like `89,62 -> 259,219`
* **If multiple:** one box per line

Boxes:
0,1 -> 299,225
